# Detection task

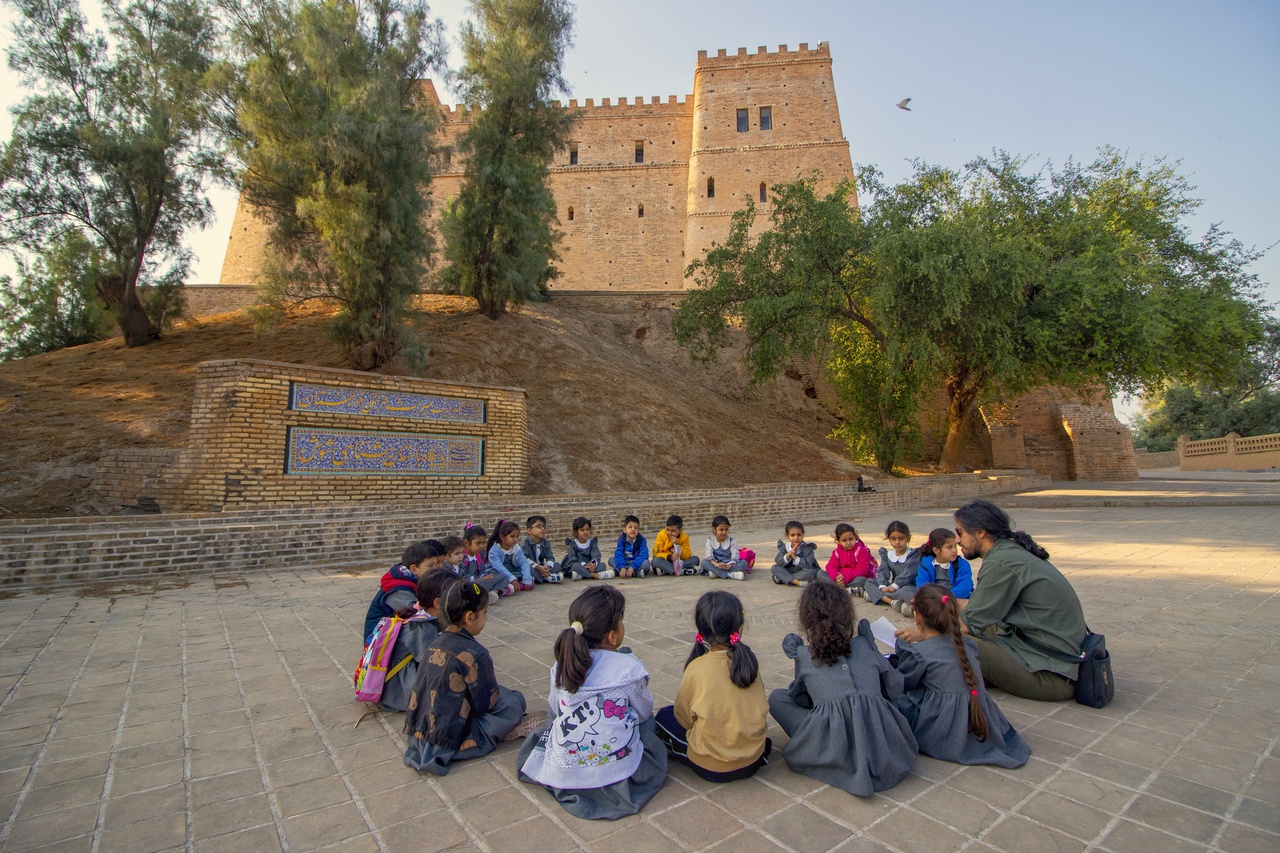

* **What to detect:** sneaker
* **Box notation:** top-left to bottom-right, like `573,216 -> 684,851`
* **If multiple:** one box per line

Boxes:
795,580 -> 810,588
501,711 -> 547,742
728,571 -> 746,581
891,599 -> 903,613
900,602 -> 914,617
772,575 -> 785,585
548,572 -> 562,583
850,585 -> 864,599
501,584 -> 516,596
682,567 -> 698,576
488,591 -> 500,605
598,569 -> 616,580
519,581 -> 535,592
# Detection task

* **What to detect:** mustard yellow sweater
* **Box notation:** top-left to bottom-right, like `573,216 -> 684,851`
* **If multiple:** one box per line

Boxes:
674,650 -> 768,772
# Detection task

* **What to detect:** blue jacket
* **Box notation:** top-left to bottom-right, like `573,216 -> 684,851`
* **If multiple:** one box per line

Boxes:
915,555 -> 974,598
614,533 -> 650,569
488,543 -> 535,584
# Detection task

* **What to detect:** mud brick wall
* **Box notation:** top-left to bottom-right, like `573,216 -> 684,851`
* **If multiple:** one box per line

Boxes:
131,359 -> 529,512
1,471 -> 1048,587
1058,403 -> 1140,481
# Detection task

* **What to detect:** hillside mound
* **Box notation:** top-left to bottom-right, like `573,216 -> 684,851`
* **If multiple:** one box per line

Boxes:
0,295 -> 870,518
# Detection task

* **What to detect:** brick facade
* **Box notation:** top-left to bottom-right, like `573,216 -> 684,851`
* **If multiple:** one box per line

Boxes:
95,359 -> 530,513
5,471 -> 1048,588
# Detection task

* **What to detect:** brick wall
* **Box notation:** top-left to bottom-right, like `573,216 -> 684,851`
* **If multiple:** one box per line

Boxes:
1,471 -> 1048,588
108,359 -> 530,512
1058,403 -> 1140,480
1134,449 -> 1179,469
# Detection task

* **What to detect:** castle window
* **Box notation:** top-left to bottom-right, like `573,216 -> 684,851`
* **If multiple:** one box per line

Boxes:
567,206 -> 574,221
759,182 -> 767,203
707,178 -> 715,199
569,143 -> 578,165
638,203 -> 644,218
736,108 -> 748,132
635,141 -> 644,163
759,107 -> 772,131
443,149 -> 451,168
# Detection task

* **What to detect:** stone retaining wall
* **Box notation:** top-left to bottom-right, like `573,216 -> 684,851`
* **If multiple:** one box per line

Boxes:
1,472 -> 1048,588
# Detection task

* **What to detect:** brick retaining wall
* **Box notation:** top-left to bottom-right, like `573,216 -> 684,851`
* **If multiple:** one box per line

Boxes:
0,472 -> 1047,588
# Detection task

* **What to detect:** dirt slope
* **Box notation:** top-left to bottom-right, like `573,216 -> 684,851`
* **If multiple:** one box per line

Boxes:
0,296 -> 870,518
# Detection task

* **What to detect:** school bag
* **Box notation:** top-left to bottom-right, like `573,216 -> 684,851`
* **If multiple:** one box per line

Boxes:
1018,627 -> 1114,708
353,615 -> 413,703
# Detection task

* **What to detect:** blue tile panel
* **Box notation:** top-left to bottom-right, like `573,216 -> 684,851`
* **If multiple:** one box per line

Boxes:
285,427 -> 484,477
288,383 -> 486,424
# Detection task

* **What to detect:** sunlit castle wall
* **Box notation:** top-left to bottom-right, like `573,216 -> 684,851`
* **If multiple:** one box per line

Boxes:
217,43 -> 854,292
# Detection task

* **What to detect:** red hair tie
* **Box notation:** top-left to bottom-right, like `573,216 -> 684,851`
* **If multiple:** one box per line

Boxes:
729,632 -> 741,646
942,595 -> 949,603
970,689 -> 978,696
694,632 -> 704,645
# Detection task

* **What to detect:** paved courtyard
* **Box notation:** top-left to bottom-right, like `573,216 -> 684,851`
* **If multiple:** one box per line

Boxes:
0,487 -> 1277,852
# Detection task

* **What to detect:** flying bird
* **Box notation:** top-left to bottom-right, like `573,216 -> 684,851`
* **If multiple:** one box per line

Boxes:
896,98 -> 912,111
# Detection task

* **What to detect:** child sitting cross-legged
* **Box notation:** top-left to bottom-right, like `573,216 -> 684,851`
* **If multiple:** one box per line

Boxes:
561,517 -> 614,580
702,515 -> 749,581
771,520 -> 820,587
363,540 -> 444,645
609,515 -> 651,578
517,586 -> 668,820
377,568 -> 454,713
521,515 -> 562,584
652,514 -> 700,576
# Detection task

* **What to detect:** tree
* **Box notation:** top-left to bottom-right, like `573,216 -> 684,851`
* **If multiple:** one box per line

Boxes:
0,0 -> 224,347
224,0 -> 445,369
439,0 -> 576,320
1,231 -> 115,359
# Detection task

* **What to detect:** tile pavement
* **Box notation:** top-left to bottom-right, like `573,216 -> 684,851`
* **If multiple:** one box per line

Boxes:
0,484 -> 1277,852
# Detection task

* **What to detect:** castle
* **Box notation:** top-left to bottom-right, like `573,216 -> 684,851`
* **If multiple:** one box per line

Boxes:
218,42 -> 854,290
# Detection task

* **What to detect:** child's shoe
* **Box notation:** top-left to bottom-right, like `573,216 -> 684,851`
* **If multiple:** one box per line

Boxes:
519,581 -> 535,592
548,572 -> 562,583
597,569 -> 616,580
488,591 -> 500,605
728,571 -> 746,581
501,584 -> 516,596
501,711 -> 547,742
682,566 -> 698,576
850,585 -> 863,599
795,580 -> 810,588
899,601 -> 914,617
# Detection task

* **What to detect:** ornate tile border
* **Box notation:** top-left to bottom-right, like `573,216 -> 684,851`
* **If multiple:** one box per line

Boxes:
288,383 -> 486,425
285,427 -> 484,477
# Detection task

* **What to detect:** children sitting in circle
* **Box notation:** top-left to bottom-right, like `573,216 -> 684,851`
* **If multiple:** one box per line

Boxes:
377,568 -> 455,713
652,514 -> 700,576
771,520 -> 820,587
521,515 -> 562,584
363,539 -> 444,643
403,578 -> 528,775
859,520 -> 922,613
609,515 -> 652,578
517,586 -> 667,819
655,590 -> 771,781
914,527 -> 974,607
769,581 -> 919,796
824,523 -> 877,593
892,584 -> 1029,767
703,515 -> 749,580
461,524 -> 505,601
487,520 -> 538,593
561,516 -> 613,580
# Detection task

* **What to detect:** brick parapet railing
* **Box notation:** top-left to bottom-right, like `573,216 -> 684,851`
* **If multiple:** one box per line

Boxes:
1178,432 -> 1280,471
0,472 -> 1048,588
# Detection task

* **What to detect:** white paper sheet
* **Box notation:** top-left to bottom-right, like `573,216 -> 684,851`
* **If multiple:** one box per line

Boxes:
870,616 -> 899,651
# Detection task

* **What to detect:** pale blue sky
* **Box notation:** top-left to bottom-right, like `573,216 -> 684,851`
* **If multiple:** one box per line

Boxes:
3,0 -> 1277,402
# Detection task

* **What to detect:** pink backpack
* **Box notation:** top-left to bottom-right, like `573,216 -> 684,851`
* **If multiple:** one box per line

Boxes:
354,616 -> 409,702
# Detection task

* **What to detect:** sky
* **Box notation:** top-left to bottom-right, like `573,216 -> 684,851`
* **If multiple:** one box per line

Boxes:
2,0 -> 1278,414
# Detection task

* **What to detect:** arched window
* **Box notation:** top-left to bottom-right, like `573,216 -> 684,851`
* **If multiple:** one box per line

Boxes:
637,203 -> 644,218
706,178 -> 715,199
567,206 -> 574,221
759,182 -> 767,203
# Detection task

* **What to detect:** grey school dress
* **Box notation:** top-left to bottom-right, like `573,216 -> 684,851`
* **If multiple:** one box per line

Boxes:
768,620 -> 918,796
892,635 -> 1030,768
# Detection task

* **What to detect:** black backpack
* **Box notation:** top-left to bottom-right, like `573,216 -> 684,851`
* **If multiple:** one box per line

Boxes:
1019,628 -> 1114,708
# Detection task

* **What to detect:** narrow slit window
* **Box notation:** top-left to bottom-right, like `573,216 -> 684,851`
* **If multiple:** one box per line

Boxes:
637,203 -> 644,218
634,140 -> 644,163
443,150 -> 452,168
567,206 -> 574,221
569,143 -> 578,165
759,106 -> 772,131
707,178 -> 715,199
736,108 -> 748,132
759,182 -> 767,203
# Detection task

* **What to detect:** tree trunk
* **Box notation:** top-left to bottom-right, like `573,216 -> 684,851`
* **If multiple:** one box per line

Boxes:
96,273 -> 159,347
938,377 -> 982,473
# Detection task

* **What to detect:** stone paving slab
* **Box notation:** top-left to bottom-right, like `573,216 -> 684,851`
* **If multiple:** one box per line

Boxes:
0,494 -> 1278,852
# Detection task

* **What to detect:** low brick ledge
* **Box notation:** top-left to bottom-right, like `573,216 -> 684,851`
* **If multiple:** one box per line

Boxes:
0,472 -> 1048,588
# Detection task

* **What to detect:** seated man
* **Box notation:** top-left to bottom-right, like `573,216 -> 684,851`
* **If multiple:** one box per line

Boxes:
897,499 -> 1086,701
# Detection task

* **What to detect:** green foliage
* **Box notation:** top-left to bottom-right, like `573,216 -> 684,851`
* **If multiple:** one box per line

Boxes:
0,232 -> 115,359
439,0 -> 576,319
225,0 -> 444,369
0,0 -> 223,347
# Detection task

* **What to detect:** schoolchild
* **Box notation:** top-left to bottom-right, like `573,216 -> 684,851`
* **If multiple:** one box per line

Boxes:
404,578 -> 528,775
561,517 -> 615,580
440,536 -> 467,575
517,586 -> 668,819
655,591 -> 771,781
461,524 -> 509,600
824,523 -> 877,592
652,514 -> 700,576
363,540 -> 443,644
768,582 -> 919,796
609,515 -> 652,578
378,568 -> 455,713
521,515 -> 562,584
858,520 -> 921,609
771,520 -> 820,587
702,515 -> 749,581
892,584 -> 1029,767
487,520 -> 539,592
910,528 -> 974,615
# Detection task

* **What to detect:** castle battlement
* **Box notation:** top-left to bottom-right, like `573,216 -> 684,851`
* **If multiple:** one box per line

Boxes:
696,41 -> 830,66
437,95 -> 693,119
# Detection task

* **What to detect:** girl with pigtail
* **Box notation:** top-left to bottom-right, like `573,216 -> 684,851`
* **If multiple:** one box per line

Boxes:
768,581 -> 918,796
892,584 -> 1029,767
517,586 -> 668,819
912,528 -> 975,611
654,590 -> 771,782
